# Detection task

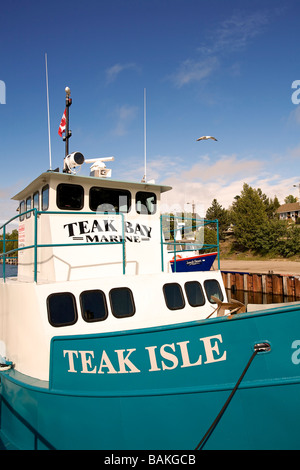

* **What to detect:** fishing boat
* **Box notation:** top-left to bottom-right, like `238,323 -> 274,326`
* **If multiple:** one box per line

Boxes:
0,90 -> 300,450
169,250 -> 218,272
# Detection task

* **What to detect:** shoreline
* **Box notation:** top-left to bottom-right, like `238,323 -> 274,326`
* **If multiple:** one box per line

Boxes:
215,259 -> 300,276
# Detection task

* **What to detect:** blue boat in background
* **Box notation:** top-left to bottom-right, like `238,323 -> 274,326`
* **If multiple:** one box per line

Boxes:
170,251 -> 217,272
0,89 -> 300,451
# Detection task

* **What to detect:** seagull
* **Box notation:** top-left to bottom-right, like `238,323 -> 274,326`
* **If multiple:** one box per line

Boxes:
196,136 -> 217,141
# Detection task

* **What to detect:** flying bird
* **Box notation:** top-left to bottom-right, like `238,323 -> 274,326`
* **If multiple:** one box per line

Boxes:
196,136 -> 217,141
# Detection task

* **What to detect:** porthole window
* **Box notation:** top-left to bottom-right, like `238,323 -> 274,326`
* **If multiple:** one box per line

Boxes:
47,292 -> 78,327
57,183 -> 84,210
136,191 -> 157,215
204,280 -> 224,303
80,290 -> 108,322
163,283 -> 185,310
185,281 -> 205,307
109,287 -> 135,318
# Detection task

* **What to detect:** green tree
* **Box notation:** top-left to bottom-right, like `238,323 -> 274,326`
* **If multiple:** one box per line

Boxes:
231,183 -> 269,251
284,195 -> 297,204
277,225 -> 300,257
205,199 -> 229,240
257,189 -> 280,219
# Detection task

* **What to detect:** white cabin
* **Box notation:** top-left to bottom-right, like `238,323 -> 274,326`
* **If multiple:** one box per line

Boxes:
13,171 -> 172,282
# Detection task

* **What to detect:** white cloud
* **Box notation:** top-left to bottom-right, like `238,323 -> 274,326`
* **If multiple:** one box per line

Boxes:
111,105 -> 138,136
169,10 -> 271,88
200,11 -> 270,56
105,63 -> 138,84
170,57 -> 219,88
143,153 -> 300,215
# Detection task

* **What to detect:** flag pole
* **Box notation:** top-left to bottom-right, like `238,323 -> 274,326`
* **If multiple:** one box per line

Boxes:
45,53 -> 52,170
64,86 -> 72,157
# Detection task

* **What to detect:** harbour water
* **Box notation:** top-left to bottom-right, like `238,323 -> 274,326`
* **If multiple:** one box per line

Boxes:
227,288 -> 298,305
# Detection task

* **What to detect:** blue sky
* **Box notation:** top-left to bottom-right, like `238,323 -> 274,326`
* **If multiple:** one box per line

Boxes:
0,0 -> 300,224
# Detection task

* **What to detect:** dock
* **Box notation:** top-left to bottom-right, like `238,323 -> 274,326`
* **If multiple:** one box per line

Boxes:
221,270 -> 300,299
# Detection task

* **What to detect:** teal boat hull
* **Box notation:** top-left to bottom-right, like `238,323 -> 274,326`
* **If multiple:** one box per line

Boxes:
1,303 -> 300,450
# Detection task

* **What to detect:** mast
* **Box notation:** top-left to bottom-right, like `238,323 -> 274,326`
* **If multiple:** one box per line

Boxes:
45,53 -> 52,170
144,88 -> 147,183
63,86 -> 72,157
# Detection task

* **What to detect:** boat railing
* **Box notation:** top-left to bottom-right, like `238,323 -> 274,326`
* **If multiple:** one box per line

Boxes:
0,208 -> 126,282
0,209 -> 220,282
160,214 -> 220,272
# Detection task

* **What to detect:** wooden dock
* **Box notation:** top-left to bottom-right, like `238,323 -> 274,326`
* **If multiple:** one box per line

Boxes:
221,271 -> 300,299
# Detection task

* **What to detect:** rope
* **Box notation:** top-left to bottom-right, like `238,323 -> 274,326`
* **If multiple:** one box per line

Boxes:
195,343 -> 269,450
0,362 -> 13,371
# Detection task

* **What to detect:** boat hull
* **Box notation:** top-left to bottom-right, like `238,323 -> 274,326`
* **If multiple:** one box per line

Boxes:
170,252 -> 217,272
1,302 -> 300,450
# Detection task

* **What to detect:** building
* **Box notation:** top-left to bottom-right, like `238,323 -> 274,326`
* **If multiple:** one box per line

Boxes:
277,202 -> 300,222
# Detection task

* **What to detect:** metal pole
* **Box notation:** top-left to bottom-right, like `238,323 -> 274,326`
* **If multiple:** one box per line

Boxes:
45,53 -> 52,170
64,87 -> 72,158
144,88 -> 147,182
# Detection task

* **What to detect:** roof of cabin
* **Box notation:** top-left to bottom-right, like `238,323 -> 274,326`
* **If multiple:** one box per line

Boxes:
276,202 -> 300,213
12,171 -> 172,201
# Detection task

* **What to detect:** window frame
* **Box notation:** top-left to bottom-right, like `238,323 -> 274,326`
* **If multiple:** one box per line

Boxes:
204,279 -> 224,304
163,283 -> 185,311
47,292 -> 78,327
33,191 -> 39,211
56,183 -> 84,211
41,184 -> 49,211
184,281 -> 205,307
109,287 -> 136,318
80,289 -> 108,323
26,196 -> 31,219
19,200 -> 25,221
135,191 -> 157,215
89,186 -> 131,213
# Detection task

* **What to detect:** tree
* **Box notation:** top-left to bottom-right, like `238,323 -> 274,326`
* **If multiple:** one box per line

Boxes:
230,183 -> 269,251
205,199 -> 229,240
284,195 -> 298,204
257,189 -> 280,219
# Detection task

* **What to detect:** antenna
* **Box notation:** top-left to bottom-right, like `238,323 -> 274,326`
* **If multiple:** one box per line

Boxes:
45,53 -> 52,170
143,88 -> 147,182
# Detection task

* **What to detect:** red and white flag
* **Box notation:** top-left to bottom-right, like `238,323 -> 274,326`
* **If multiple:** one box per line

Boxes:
58,109 -> 66,137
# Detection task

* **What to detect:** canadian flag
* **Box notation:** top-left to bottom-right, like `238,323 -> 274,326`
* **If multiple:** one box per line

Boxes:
58,109 -> 66,137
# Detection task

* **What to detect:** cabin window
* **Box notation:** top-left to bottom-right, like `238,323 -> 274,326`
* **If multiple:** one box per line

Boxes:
109,287 -> 135,318
47,292 -> 78,327
57,183 -> 84,210
19,201 -> 25,221
33,191 -> 39,211
204,280 -> 224,303
136,191 -> 157,215
42,185 -> 49,211
26,196 -> 31,218
89,187 -> 131,213
184,281 -> 205,307
80,290 -> 108,322
163,283 -> 185,310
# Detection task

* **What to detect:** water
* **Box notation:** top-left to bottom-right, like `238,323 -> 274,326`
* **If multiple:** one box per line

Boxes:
0,264 -> 18,278
227,288 -> 299,305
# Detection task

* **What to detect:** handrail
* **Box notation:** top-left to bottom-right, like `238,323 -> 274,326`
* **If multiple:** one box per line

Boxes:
160,214 -> 220,272
0,208 -> 126,282
0,209 -> 220,282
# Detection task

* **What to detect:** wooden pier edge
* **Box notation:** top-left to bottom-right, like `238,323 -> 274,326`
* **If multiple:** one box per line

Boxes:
221,270 -> 300,298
